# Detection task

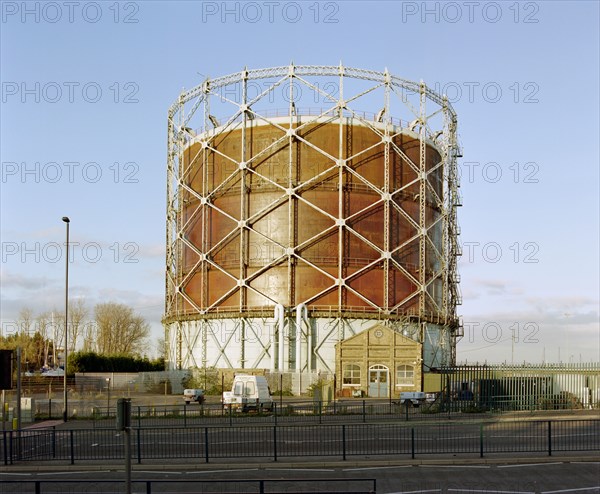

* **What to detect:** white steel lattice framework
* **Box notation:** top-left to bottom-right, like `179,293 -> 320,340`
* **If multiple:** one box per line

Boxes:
164,64 -> 463,376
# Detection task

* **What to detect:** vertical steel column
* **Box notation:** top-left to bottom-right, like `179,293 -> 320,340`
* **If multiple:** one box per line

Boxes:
441,98 -> 450,322
383,70 -> 391,313
418,82 -> 427,325
240,69 -> 249,367
201,81 -> 210,314
337,63 -> 345,347
165,102 -> 178,367
287,65 -> 296,317
417,81 -> 428,365
201,320 -> 207,369
176,96 -> 186,369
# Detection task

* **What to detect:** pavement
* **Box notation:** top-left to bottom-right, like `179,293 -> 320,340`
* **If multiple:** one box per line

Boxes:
3,453 -> 599,473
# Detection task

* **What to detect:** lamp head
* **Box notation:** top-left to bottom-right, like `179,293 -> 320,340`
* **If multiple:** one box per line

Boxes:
62,217 -> 70,223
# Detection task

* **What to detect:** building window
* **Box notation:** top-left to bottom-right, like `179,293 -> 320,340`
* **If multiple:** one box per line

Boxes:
396,364 -> 414,386
343,364 -> 361,386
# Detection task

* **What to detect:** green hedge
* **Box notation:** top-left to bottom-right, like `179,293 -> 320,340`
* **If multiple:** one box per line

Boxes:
68,352 -> 164,373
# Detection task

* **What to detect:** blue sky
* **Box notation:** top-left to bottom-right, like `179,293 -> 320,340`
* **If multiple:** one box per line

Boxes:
1,0 -> 598,363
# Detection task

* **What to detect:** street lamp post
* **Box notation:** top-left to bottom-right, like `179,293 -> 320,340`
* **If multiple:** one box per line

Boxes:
62,216 -> 70,422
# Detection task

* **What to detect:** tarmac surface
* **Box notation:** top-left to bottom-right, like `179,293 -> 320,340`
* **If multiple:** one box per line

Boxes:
1,397 -> 598,493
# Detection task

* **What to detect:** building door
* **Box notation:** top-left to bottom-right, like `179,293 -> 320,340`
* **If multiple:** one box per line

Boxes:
368,365 -> 389,398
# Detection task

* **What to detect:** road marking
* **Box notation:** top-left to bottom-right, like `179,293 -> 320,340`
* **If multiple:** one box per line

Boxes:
541,488 -> 600,493
0,473 -> 32,476
447,490 -> 534,494
385,490 -> 441,494
36,470 -> 114,476
185,468 -> 260,474
135,471 -> 182,475
264,468 -> 335,472
419,465 -> 491,469
497,463 -> 563,468
343,465 -> 413,471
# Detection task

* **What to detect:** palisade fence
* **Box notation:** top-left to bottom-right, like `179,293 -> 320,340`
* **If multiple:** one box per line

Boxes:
2,419 -> 599,465
438,363 -> 600,411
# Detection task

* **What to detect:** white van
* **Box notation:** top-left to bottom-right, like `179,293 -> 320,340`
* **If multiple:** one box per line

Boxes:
222,374 -> 273,412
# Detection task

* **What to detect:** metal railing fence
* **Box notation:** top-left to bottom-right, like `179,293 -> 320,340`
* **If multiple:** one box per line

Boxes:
2,396 -> 596,429
83,399 -> 597,428
3,419 -> 598,465
0,478 -> 377,494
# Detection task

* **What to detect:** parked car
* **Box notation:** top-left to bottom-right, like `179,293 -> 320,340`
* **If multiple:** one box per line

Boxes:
41,368 -> 64,377
425,392 -> 439,403
183,388 -> 205,405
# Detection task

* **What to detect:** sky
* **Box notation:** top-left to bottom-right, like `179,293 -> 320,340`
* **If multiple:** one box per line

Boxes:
1,0 -> 598,364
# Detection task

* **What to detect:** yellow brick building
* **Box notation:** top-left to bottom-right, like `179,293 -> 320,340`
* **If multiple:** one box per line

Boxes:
335,324 -> 422,398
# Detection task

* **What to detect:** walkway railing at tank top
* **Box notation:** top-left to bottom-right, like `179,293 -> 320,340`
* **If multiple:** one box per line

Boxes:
189,108 -> 428,137
173,304 -> 454,324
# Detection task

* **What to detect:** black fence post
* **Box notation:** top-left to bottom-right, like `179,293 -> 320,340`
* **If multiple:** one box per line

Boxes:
274,402 -> 277,426
204,427 -> 209,463
319,401 -> 322,424
273,426 -> 277,462
259,480 -> 265,494
52,427 -> 56,458
69,430 -> 74,465
362,400 -> 366,423
183,404 -> 187,428
411,428 -> 415,459
48,398 -> 52,420
2,430 -> 7,465
35,481 -> 41,494
8,431 -> 13,465
479,424 -> 484,458
137,406 -> 141,429
145,481 -> 151,494
342,424 -> 346,461
279,374 -> 283,410
136,428 -> 141,464
405,402 -> 409,421
548,421 -> 552,456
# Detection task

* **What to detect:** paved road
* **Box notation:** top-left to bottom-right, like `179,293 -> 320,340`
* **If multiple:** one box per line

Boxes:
1,461 -> 599,493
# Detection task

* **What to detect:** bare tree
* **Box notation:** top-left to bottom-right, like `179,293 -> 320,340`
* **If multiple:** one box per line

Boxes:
68,298 -> 88,352
49,310 -> 64,367
94,302 -> 149,355
82,320 -> 97,352
155,337 -> 166,360
17,307 -> 34,364
36,312 -> 52,368
18,307 -> 33,335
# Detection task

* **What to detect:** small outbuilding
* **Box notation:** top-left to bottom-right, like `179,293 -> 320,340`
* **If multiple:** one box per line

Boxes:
335,324 -> 422,398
